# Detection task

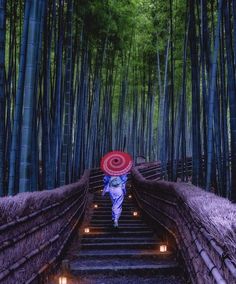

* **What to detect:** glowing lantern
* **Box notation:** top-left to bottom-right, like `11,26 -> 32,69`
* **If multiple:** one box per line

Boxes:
133,211 -> 138,216
59,276 -> 67,284
94,204 -> 98,208
160,245 -> 167,252
128,195 -> 132,199
84,228 -> 90,233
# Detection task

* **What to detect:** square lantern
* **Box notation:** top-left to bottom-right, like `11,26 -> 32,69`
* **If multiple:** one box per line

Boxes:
59,276 -> 67,284
160,244 -> 167,252
84,228 -> 90,233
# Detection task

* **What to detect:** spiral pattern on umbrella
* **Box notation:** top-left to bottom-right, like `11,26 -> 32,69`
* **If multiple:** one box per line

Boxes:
101,151 -> 133,176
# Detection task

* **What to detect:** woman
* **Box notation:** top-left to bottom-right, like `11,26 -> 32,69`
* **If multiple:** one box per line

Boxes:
102,174 -> 128,228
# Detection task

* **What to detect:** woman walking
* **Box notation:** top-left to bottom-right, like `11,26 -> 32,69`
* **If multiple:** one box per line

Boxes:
102,174 -> 127,228
100,151 -> 133,228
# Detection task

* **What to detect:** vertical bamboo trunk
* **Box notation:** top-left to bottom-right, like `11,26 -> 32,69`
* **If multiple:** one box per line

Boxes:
74,40 -> 89,178
42,0 -> 52,189
200,0 -> 210,182
206,0 -> 223,191
169,0 -> 174,180
159,40 -> 170,177
180,10 -> 189,181
0,0 -> 6,196
60,0 -> 73,186
189,0 -> 202,186
8,0 -> 30,195
219,18 -> 230,197
232,0 -> 236,67
147,65 -> 154,161
224,1 -> 236,201
132,68 -> 138,160
49,0 -> 64,188
19,0 -> 45,192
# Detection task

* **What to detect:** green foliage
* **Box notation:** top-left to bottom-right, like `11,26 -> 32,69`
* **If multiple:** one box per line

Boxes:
3,0 -> 234,199
76,0 -> 137,49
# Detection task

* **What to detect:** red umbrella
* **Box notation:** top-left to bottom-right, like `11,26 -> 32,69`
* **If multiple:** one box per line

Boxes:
101,151 -> 133,176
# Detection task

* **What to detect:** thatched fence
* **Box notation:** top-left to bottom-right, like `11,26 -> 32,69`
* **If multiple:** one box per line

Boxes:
132,167 -> 236,284
0,170 -> 90,284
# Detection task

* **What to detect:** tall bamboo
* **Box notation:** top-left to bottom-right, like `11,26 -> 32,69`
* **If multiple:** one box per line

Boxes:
19,0 -> 45,192
8,0 -> 31,195
0,0 -> 6,196
206,0 -> 223,191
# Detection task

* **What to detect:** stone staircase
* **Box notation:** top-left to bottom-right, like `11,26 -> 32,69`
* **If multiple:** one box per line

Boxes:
69,187 -> 185,283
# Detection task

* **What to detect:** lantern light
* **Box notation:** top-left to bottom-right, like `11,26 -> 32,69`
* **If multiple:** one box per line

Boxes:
133,211 -> 138,216
128,195 -> 132,199
94,204 -> 98,208
160,245 -> 167,252
84,228 -> 90,233
59,276 -> 67,284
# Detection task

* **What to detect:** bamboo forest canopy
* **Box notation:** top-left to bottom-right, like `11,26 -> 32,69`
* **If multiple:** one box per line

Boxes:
1,0 -> 236,202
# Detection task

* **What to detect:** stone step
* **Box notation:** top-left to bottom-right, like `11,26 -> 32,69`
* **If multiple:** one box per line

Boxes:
89,179 -> 103,184
94,193 -> 132,196
91,211 -> 139,215
76,248 -> 173,258
92,212 -> 137,217
93,201 -> 135,205
93,196 -> 133,201
88,225 -> 151,232
92,211 -> 138,215
89,171 -> 103,177
92,203 -> 135,208
70,259 -> 178,275
89,219 -> 145,224
92,199 -> 134,205
93,204 -> 134,208
94,194 -> 132,197
94,194 -> 133,198
67,273 -> 184,284
81,230 -> 155,238
89,223 -> 145,228
81,237 -> 157,244
92,213 -> 137,218
89,185 -> 103,192
92,206 -> 136,210
89,185 -> 103,191
65,188 -> 184,283
90,219 -> 144,225
89,224 -> 149,229
89,175 -> 103,181
93,207 -> 135,211
81,241 -> 160,250
92,211 -> 137,215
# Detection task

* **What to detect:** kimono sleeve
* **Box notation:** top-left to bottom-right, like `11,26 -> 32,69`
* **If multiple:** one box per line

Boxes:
120,174 -> 128,195
103,175 -> 110,186
120,174 -> 128,184
102,175 -> 110,196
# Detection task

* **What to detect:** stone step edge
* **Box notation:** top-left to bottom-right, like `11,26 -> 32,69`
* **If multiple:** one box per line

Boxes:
81,241 -> 160,246
74,251 -> 173,257
70,263 -> 178,272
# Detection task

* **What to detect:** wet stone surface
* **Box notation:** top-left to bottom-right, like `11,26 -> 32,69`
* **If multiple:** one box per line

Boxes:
49,182 -> 188,284
58,274 -> 186,284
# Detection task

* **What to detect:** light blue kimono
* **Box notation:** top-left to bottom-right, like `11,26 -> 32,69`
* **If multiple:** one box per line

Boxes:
102,174 -> 128,223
